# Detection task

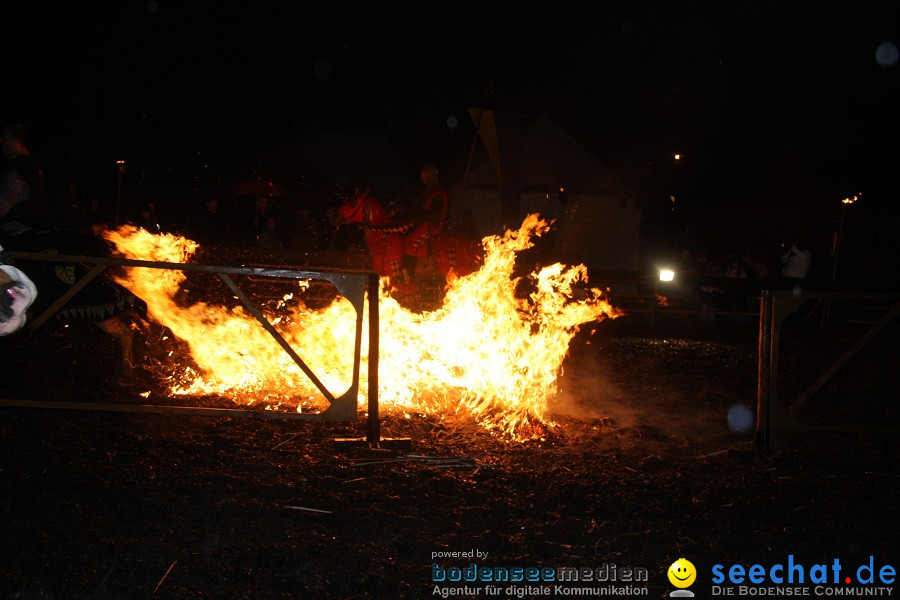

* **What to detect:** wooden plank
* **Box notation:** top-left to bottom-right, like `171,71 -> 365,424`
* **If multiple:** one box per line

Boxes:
0,398 -> 327,420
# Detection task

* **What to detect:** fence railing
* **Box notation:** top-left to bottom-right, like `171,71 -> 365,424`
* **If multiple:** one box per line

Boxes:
755,289 -> 900,452
2,251 -> 384,443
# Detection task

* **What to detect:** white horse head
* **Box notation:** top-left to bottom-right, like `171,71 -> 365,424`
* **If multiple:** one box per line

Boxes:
0,244 -> 38,335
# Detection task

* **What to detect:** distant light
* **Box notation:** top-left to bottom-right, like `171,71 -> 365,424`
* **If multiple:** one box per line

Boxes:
674,153 -> 681,162
876,40 -> 898,68
659,269 -> 675,282
841,193 -> 860,205
559,186 -> 565,192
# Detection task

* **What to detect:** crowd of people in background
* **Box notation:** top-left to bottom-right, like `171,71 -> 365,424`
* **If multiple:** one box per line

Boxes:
0,123 -> 485,271
1,120 -> 870,313
667,236 -> 818,323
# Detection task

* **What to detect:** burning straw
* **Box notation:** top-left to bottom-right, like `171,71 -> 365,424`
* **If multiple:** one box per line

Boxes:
102,214 -> 623,440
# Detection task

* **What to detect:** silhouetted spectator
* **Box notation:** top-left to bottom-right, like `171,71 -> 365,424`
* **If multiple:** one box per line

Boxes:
131,201 -> 161,234
289,206 -> 320,261
253,196 -> 287,249
256,215 -> 284,252
452,209 -> 481,241
781,240 -> 812,280
0,123 -> 51,251
85,196 -> 111,229
192,196 -> 232,245
52,177 -> 86,232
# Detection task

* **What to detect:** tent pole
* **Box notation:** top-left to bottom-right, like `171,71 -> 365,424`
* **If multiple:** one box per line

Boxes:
459,80 -> 493,206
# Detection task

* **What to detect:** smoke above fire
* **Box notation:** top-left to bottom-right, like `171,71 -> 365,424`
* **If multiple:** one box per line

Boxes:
102,214 -> 623,439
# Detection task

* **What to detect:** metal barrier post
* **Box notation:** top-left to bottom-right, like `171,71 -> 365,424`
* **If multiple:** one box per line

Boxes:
756,289 -> 773,453
367,273 -> 381,444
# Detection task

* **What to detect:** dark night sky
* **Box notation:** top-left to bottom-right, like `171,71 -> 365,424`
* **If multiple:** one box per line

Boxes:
4,1 -> 899,224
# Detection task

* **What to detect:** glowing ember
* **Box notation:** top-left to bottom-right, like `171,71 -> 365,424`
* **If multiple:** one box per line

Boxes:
101,214 -> 623,439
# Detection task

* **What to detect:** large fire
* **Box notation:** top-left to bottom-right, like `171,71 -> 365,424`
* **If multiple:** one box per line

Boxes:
101,214 -> 623,438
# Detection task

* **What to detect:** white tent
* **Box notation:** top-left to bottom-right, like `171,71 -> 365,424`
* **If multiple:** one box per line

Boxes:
455,113 -> 641,274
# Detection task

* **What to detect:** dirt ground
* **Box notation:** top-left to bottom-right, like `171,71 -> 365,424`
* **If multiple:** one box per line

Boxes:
1,304 -> 898,599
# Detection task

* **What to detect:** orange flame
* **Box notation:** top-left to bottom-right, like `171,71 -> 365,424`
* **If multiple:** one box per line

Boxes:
101,214 -> 623,439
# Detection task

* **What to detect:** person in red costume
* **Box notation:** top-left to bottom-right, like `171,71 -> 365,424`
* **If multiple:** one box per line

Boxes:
335,187 -> 410,288
406,164 -> 448,258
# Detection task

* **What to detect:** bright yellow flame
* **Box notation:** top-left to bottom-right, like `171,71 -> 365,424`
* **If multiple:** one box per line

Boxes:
101,215 -> 623,439
841,194 -> 859,204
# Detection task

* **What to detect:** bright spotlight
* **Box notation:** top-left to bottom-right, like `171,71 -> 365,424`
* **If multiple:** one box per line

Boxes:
659,269 -> 675,282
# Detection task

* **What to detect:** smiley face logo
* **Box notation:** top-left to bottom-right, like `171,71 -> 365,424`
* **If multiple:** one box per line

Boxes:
668,558 -> 697,588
